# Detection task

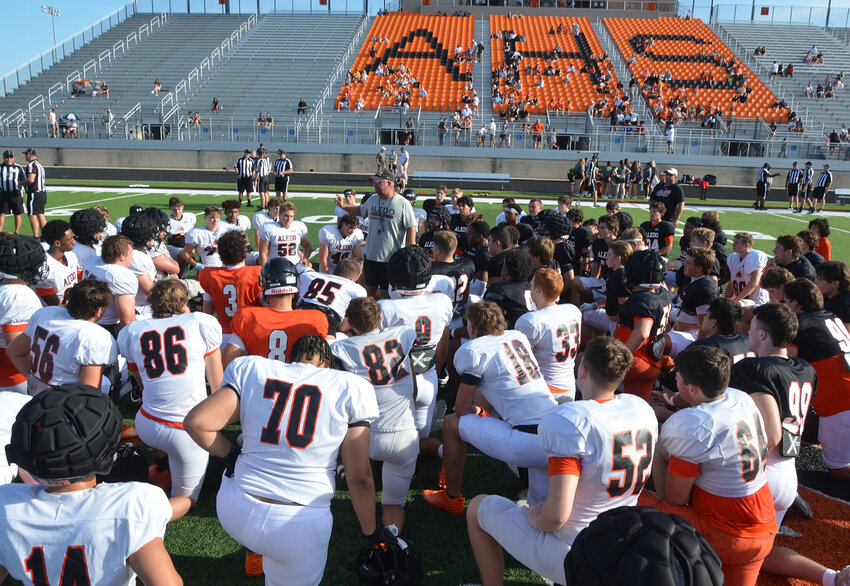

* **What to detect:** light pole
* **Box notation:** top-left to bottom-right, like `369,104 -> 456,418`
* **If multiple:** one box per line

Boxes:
42,5 -> 61,65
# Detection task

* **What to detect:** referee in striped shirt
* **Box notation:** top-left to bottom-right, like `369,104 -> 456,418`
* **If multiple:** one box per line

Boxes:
234,148 -> 254,207
786,162 -> 803,212
23,148 -> 47,238
754,162 -> 779,210
253,148 -> 272,211
274,149 -> 293,203
811,164 -> 833,214
0,150 -> 26,233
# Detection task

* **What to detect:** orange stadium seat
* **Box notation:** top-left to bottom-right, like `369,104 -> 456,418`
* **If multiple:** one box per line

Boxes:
489,15 -> 619,115
603,17 -> 789,122
336,13 -> 474,112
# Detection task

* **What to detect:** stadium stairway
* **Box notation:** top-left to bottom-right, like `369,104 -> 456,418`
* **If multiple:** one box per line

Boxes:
476,16 -> 493,121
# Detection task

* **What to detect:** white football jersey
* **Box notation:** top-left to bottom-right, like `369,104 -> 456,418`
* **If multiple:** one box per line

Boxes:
103,222 -> 118,237
727,249 -> 769,304
0,482 -> 171,586
168,212 -> 197,238
72,242 -> 100,268
387,275 -> 454,300
223,215 -> 252,233
335,206 -> 369,235
538,395 -> 658,544
34,252 -> 79,302
185,224 -> 235,267
83,258 -> 138,326
661,387 -> 769,498
114,215 -> 128,234
118,312 -> 222,421
298,270 -> 367,320
223,357 -> 379,506
259,220 -> 309,265
0,284 -> 42,350
252,210 -> 277,232
454,331 -> 557,425
129,250 -> 157,312
332,326 -> 417,432
23,306 -> 118,395
0,392 -> 30,484
515,304 -> 583,394
379,294 -> 453,374
318,225 -> 364,273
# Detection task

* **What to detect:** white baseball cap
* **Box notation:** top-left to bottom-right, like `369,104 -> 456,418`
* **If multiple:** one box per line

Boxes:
665,168 -> 678,176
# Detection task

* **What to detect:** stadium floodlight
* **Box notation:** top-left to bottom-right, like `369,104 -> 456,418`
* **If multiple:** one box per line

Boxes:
42,5 -> 61,65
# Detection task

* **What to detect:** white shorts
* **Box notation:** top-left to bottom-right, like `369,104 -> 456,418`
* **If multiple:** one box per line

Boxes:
666,330 -> 697,357
458,414 -> 549,505
583,307 -> 617,335
765,453 -> 797,526
370,429 -> 419,506
414,369 -> 439,440
819,410 -> 850,469
135,410 -> 209,501
0,382 -> 27,394
217,475 -> 333,586
478,494 -> 569,585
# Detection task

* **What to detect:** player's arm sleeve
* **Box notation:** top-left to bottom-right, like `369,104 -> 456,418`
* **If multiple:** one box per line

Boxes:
660,413 -> 711,467
453,344 -> 484,384
514,314 -> 541,346
111,273 -> 139,297
79,332 -> 119,367
116,328 -> 133,364
220,356 -> 250,397
197,313 -> 224,354
127,485 -> 172,556
539,411 -> 588,461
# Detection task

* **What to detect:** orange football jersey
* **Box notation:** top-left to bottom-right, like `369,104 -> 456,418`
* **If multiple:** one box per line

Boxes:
199,266 -> 263,334
229,306 -> 329,362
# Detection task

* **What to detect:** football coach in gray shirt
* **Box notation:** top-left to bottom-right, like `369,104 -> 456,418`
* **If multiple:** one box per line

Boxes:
335,170 -> 416,296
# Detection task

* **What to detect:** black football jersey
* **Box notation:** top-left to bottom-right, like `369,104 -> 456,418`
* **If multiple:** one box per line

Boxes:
483,281 -> 533,329
432,258 -> 476,318
569,226 -> 594,257
782,257 -> 816,281
470,245 -> 492,275
825,292 -> 850,324
553,240 -> 577,274
591,239 -> 611,280
804,251 -> 825,269
487,251 -> 509,280
679,276 -> 720,317
793,310 -> 850,417
616,287 -> 673,343
605,268 -> 630,317
418,231 -> 436,259
690,333 -> 754,362
731,356 -> 817,445
449,214 -> 470,253
640,220 -> 676,255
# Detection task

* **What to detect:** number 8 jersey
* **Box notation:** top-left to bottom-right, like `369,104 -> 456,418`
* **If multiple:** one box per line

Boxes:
117,312 -> 222,421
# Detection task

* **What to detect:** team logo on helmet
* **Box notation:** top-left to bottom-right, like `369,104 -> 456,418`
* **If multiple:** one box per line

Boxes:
261,257 -> 300,296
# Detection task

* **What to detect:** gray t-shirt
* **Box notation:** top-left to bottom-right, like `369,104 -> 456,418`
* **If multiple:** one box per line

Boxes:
362,194 -> 417,262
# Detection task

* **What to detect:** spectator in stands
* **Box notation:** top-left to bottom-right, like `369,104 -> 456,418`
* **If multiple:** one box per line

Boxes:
805,81 -> 814,98
211,97 -> 220,112
100,81 -> 109,98
297,98 -> 308,115
265,113 -> 273,129
785,64 -> 794,78
152,79 -> 161,96
48,108 -> 57,138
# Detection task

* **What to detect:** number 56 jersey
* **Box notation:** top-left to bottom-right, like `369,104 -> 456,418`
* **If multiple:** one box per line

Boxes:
224,357 -> 379,506
538,395 -> 658,544
117,312 -> 222,421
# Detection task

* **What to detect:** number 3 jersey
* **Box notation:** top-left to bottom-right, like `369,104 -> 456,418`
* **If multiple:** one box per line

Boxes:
515,304 -> 583,394
198,265 -> 263,334
538,395 -> 658,544
224,357 -> 379,506
660,388 -> 776,537
227,306 -> 329,363
0,482 -> 171,586
453,331 -> 557,426
379,294 -> 453,375
117,312 -> 222,422
332,326 -> 417,432
23,306 -> 118,395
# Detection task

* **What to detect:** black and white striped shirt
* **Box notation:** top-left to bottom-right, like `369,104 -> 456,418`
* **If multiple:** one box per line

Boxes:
0,163 -> 26,192
787,168 -> 802,186
25,160 -> 45,193
274,157 -> 293,176
757,167 -> 770,183
235,156 -> 254,178
585,160 -> 596,182
803,168 -> 814,185
816,171 -> 833,188
254,156 -> 272,177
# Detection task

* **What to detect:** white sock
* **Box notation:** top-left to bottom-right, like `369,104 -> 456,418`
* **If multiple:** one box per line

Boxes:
823,569 -> 837,586
437,444 -> 443,459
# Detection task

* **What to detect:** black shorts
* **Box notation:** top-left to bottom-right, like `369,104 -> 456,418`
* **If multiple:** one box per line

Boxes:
257,176 -> 270,193
237,177 -> 253,194
26,191 -> 46,215
0,191 -> 23,215
756,181 -> 767,197
787,185 -> 799,198
813,186 -> 827,201
275,175 -> 290,193
363,258 -> 391,290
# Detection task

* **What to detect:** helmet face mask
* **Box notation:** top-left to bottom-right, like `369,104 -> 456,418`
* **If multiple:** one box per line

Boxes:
427,207 -> 451,231
143,207 -> 170,245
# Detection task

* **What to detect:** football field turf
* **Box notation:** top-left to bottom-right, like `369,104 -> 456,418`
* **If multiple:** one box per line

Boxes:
6,185 -> 850,585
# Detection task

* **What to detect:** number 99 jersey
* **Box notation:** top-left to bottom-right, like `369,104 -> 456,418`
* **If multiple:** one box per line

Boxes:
223,357 -> 379,506
117,312 -> 222,421
453,331 -> 557,426
538,395 -> 658,544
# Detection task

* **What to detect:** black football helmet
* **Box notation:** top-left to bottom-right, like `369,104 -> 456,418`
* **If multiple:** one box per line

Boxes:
401,188 -> 416,203
388,246 -> 432,296
70,208 -> 107,246
97,443 -> 149,483
427,206 -> 451,231
128,204 -> 144,216
625,249 -> 667,288
260,257 -> 300,297
121,214 -> 159,252
0,234 -> 49,284
6,383 -> 122,486
143,207 -> 170,244
352,534 -> 424,586
536,209 -> 570,240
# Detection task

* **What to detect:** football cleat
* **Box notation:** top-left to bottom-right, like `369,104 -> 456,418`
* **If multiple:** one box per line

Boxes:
836,566 -> 850,586
790,493 -> 814,520
245,550 -> 264,578
422,489 -> 465,515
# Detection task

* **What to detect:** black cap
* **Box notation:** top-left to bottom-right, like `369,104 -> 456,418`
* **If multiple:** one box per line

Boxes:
24,148 -> 37,156
277,149 -> 285,154
3,150 -> 12,158
244,148 -> 251,154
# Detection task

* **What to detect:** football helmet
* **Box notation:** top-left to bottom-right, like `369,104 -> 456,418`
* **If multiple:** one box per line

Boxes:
70,208 -> 107,246
128,204 -> 144,216
536,209 -> 570,240
352,532 -> 424,586
121,214 -> 159,252
401,188 -> 416,203
260,257 -> 300,296
0,234 -> 49,284
6,383 -> 122,486
625,249 -> 667,288
388,246 -> 432,295
564,505 -> 723,586
143,207 -> 170,244
97,443 -> 149,483
427,206 -> 451,231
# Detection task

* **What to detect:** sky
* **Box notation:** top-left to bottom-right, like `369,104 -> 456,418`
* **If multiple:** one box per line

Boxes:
2,0 -> 850,81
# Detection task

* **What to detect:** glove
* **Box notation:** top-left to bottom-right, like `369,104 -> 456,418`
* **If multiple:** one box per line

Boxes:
221,443 -> 240,478
364,525 -> 398,546
193,263 -> 206,272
